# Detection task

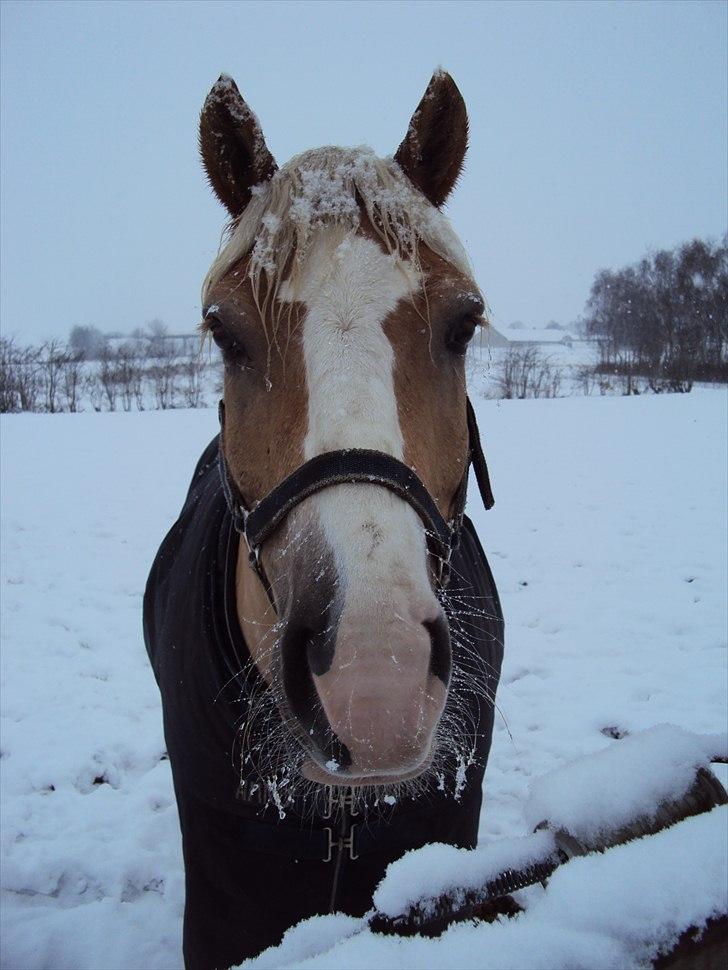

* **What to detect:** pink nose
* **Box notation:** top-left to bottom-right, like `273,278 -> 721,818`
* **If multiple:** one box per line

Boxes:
313,609 -> 450,777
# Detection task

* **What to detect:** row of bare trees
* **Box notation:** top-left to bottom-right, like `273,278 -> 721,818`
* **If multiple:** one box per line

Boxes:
582,236 -> 727,392
0,336 -> 216,413
474,346 -> 677,400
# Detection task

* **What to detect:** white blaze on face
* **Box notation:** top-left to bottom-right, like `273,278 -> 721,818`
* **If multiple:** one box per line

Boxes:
282,231 -> 433,608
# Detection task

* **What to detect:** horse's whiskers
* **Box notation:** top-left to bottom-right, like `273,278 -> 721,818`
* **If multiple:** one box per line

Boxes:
230,624 -> 501,814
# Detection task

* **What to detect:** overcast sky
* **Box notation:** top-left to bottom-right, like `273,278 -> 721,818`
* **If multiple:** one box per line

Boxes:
1,0 -> 726,341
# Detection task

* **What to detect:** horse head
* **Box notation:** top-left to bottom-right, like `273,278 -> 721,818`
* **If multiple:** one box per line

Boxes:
199,72 -> 488,789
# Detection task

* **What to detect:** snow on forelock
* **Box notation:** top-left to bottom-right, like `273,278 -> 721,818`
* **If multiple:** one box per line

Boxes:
202,145 -> 471,304
288,165 -> 360,228
524,724 -> 727,844
372,830 -> 555,918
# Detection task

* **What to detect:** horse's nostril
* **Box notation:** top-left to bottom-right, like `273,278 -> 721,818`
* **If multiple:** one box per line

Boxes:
425,613 -> 452,685
280,622 -> 351,770
306,625 -> 337,678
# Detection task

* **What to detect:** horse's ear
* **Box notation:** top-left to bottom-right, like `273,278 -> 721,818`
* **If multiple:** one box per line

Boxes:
394,70 -> 468,208
199,75 -> 278,218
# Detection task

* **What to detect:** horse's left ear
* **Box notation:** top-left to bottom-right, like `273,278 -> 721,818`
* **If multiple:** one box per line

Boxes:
394,70 -> 468,208
199,75 -> 278,218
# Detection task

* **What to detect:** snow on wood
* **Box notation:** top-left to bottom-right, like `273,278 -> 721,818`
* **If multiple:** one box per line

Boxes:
372,830 -> 555,919
524,724 -> 727,844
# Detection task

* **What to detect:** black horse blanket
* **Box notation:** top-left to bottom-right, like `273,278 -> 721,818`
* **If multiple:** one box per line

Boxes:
144,437 -> 504,970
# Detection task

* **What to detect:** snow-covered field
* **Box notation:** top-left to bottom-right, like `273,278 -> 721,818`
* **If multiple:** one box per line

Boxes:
1,389 -> 726,969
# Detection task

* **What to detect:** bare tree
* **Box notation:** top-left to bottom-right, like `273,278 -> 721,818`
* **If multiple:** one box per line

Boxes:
15,345 -> 42,412
538,357 -> 562,398
60,351 -> 85,412
98,343 -> 119,411
489,346 -> 564,400
0,337 -> 21,412
113,343 -> 145,411
493,346 -> 564,399
180,345 -> 206,408
37,340 -> 67,413
493,346 -> 527,399
85,369 -> 105,412
576,364 -> 597,396
146,318 -> 168,340
148,334 -> 179,409
134,347 -> 147,411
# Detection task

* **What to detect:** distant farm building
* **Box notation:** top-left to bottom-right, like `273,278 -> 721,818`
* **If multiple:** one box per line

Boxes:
474,325 -> 510,349
507,321 -> 576,347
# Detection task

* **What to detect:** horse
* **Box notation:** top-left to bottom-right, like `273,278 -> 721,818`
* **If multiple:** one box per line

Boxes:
144,70 -> 504,970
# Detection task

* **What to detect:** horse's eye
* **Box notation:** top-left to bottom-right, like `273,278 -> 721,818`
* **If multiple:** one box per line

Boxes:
447,315 -> 479,355
205,314 -> 249,365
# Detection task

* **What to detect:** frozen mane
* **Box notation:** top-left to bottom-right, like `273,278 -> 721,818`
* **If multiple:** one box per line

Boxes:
201,145 -> 471,308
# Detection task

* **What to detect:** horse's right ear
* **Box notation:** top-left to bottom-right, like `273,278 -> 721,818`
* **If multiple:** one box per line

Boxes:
199,75 -> 278,218
394,70 -> 468,208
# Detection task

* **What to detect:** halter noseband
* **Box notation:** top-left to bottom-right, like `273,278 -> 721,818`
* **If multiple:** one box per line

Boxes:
218,398 -> 494,610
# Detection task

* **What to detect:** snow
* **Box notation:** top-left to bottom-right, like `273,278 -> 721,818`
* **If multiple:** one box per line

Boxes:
244,915 -> 361,970
249,807 -> 726,970
524,723 -> 727,846
1,388 -> 726,969
370,724 -> 726,923
372,830 -> 555,918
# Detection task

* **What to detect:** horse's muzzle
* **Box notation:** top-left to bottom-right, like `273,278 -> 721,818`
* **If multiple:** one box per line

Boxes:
279,592 -> 451,784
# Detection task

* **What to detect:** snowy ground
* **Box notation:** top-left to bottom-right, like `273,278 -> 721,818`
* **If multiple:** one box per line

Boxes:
1,389 -> 726,969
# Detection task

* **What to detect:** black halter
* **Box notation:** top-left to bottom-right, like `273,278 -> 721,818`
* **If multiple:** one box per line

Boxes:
218,398 -> 494,610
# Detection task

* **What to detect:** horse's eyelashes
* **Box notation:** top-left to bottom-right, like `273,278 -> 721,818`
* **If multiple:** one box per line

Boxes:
205,316 -> 249,365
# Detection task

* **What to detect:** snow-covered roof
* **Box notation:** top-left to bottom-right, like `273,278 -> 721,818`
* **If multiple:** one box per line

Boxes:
106,333 -> 198,347
507,328 -> 575,344
473,325 -> 510,348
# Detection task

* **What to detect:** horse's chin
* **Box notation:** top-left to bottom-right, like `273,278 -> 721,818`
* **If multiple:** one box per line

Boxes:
301,749 -> 433,788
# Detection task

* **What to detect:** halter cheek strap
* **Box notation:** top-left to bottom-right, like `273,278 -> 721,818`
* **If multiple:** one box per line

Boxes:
217,398 -> 494,610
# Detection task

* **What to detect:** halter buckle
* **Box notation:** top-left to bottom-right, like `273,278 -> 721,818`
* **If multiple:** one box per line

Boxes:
243,515 -> 268,591
450,514 -> 464,551
240,511 -> 258,560
438,557 -> 452,587
434,532 -> 455,588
